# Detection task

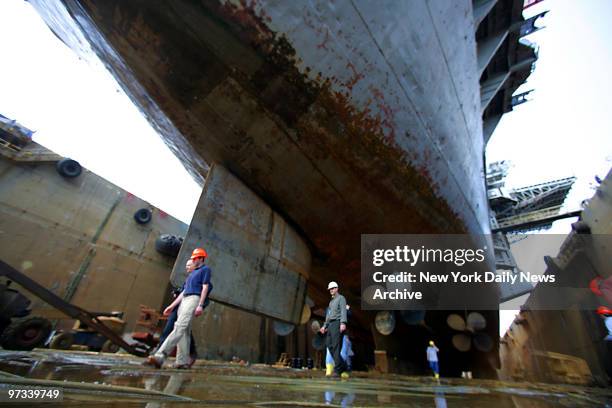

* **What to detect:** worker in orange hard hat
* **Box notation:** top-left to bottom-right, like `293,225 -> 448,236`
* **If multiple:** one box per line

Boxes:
152,258 -> 198,366
597,306 -> 612,316
596,306 -> 612,341
145,247 -> 213,369
590,276 -> 612,305
190,247 -> 207,260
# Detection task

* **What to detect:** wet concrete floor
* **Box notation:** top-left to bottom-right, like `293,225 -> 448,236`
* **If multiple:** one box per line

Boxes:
0,350 -> 610,407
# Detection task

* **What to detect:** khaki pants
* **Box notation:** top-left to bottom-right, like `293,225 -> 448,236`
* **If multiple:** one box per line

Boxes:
155,295 -> 199,365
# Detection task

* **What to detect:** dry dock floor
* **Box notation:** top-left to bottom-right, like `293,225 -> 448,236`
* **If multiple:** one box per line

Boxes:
0,349 -> 610,407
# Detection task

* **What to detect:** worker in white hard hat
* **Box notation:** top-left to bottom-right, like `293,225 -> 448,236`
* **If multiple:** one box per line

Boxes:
319,281 -> 348,378
324,304 -> 353,376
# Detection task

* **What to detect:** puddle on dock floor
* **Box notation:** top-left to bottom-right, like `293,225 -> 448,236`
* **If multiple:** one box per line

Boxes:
0,350 -> 610,407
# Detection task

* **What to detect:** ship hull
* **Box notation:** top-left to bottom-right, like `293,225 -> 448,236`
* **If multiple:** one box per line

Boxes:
29,0 -> 501,374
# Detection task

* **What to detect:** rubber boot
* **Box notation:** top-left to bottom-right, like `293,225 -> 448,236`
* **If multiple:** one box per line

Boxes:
325,363 -> 334,376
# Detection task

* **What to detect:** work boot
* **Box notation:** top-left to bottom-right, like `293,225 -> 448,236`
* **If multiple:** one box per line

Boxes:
325,363 -> 334,376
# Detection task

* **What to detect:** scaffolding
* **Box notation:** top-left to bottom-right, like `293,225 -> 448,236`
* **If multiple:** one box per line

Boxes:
486,161 -> 576,301
487,162 -> 576,233
493,177 -> 576,231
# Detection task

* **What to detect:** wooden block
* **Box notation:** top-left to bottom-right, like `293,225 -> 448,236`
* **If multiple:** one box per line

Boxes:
374,350 -> 388,373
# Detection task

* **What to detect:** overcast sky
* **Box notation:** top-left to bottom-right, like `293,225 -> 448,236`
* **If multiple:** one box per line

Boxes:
0,0 -> 201,224
487,0 -> 612,218
488,0 -> 612,334
0,0 -> 610,336
1,1 -> 609,223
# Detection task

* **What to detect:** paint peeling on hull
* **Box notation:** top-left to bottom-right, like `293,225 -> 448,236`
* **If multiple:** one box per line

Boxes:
27,0 -> 492,293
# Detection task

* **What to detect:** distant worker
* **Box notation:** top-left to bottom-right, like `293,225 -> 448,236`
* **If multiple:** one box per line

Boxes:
153,259 -> 199,367
319,281 -> 348,378
427,340 -> 440,379
597,306 -> 612,341
145,248 -> 213,369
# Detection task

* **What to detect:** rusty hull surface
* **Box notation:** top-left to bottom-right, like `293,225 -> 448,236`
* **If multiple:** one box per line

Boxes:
28,0 -> 492,299
172,164 -> 310,324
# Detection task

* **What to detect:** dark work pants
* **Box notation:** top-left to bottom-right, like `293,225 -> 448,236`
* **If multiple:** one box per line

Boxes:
326,320 -> 346,374
159,306 -> 197,357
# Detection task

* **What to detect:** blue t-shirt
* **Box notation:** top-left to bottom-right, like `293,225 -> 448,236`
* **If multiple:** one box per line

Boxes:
426,346 -> 439,362
183,265 -> 213,297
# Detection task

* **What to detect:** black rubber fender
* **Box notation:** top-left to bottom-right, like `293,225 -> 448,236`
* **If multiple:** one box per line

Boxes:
0,316 -> 52,351
134,208 -> 152,224
56,158 -> 82,178
155,234 -> 183,257
0,284 -> 32,318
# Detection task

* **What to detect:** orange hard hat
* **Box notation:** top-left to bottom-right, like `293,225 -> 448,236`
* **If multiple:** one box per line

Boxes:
596,306 -> 612,316
590,277 -> 603,296
190,247 -> 207,260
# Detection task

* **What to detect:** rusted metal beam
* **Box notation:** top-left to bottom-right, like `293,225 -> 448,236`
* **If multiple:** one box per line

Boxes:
0,259 -> 149,357
491,210 -> 581,233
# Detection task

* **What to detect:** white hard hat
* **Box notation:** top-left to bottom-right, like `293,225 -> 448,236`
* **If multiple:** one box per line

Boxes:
327,281 -> 339,290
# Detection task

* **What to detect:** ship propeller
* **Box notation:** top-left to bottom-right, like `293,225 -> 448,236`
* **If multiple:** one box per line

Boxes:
447,312 -> 493,352
374,311 -> 396,335
273,320 -> 295,336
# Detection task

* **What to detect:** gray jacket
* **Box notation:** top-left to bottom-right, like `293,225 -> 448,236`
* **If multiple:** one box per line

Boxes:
324,293 -> 347,328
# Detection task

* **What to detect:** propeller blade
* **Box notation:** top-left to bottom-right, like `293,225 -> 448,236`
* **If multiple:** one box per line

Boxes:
473,333 -> 494,352
305,296 -> 315,307
273,320 -> 295,336
310,320 -> 321,334
452,333 -> 471,352
467,312 -> 487,331
300,303 -> 311,324
375,311 -> 396,335
447,313 -> 466,331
